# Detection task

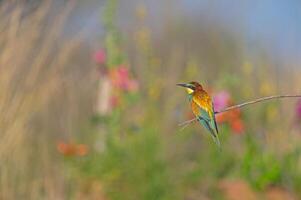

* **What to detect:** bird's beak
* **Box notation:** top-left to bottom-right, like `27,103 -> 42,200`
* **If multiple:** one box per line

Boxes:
176,83 -> 189,88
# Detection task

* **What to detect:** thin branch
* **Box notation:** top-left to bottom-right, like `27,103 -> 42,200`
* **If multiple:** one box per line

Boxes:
178,118 -> 198,127
178,94 -> 301,127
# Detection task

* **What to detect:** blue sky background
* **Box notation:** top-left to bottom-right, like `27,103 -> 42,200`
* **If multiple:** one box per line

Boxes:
180,0 -> 301,63
69,0 -> 301,65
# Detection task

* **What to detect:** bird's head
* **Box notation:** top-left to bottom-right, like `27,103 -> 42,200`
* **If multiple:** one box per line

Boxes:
177,81 -> 203,94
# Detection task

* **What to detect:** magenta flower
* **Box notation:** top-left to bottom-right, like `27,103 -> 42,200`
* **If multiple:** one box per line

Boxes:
93,49 -> 106,65
213,91 -> 231,112
296,99 -> 301,119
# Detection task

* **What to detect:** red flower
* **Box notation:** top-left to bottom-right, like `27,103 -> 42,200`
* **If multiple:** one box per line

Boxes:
57,141 -> 89,157
109,95 -> 120,108
230,119 -> 245,134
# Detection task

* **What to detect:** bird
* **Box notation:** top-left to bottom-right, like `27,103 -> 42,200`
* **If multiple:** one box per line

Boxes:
177,81 -> 220,148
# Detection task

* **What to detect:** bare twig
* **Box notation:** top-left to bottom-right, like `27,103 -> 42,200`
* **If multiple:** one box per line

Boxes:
178,118 -> 197,127
178,95 -> 301,127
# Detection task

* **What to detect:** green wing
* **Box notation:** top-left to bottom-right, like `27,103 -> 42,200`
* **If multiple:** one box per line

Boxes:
197,107 -> 221,148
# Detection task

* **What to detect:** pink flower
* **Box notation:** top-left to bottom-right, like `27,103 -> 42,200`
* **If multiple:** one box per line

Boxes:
213,91 -> 231,112
93,49 -> 106,64
213,91 -> 245,134
296,99 -> 301,119
110,66 -> 139,92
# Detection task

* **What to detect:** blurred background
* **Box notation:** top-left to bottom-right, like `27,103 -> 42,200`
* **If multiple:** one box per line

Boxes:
1,0 -> 301,199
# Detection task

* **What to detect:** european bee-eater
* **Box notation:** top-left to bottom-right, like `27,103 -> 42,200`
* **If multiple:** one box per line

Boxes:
177,81 -> 220,147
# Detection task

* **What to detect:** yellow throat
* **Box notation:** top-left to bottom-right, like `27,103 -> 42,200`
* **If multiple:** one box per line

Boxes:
186,88 -> 194,94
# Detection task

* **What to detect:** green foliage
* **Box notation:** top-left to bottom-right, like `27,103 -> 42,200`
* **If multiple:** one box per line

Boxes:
99,129 -> 177,200
279,148 -> 301,195
103,0 -> 125,68
241,135 -> 301,195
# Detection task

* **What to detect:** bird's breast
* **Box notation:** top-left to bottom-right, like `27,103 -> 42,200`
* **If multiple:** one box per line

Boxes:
191,93 -> 212,114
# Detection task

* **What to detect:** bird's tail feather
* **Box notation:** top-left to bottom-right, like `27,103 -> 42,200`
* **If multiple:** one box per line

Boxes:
199,119 -> 221,149
209,129 -> 221,149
